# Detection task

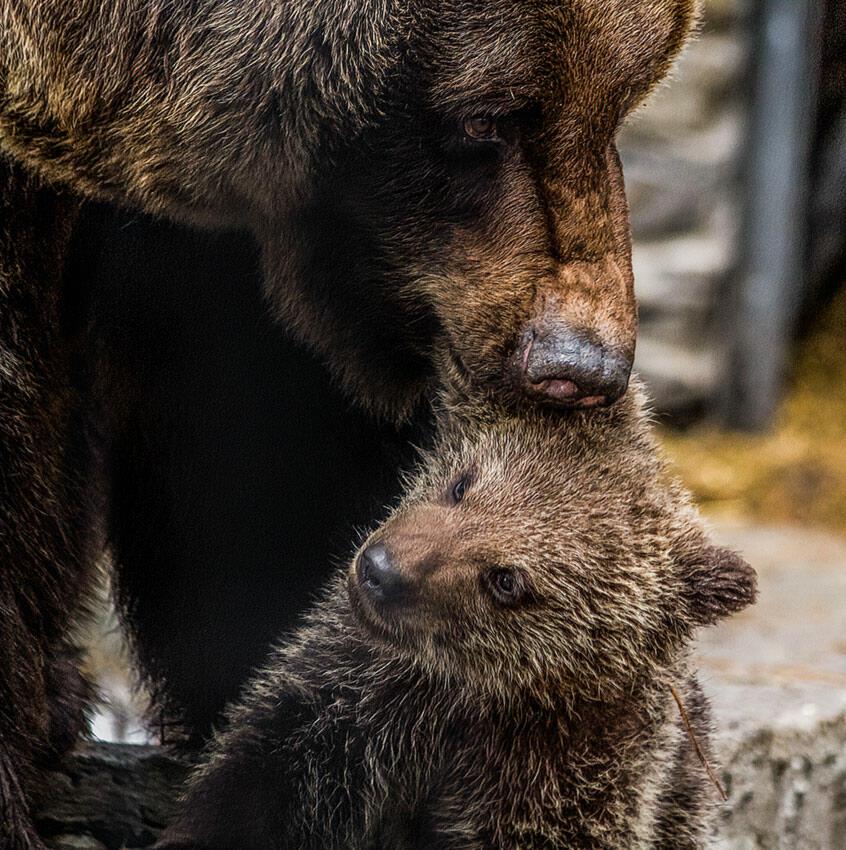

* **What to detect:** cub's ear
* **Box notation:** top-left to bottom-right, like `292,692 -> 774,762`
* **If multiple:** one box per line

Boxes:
678,539 -> 757,627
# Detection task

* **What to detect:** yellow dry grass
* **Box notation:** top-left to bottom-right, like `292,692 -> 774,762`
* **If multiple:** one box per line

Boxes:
660,287 -> 846,533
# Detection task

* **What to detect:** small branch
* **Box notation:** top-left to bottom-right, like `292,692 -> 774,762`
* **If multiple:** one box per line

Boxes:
669,684 -> 727,802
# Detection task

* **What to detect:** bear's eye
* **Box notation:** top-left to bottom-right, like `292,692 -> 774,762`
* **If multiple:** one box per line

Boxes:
484,568 -> 525,606
462,115 -> 499,142
494,570 -> 514,594
450,474 -> 470,505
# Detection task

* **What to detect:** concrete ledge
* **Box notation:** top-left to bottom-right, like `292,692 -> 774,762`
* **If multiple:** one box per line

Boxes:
716,709 -> 846,850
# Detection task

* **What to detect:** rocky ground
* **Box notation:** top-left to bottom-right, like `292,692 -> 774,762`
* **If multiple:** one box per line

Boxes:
703,523 -> 846,850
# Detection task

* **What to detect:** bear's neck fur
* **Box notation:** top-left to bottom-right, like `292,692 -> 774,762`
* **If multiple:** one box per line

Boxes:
257,580 -> 691,846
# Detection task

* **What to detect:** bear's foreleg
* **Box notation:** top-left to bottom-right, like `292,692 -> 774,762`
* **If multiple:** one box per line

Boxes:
0,158 -> 101,849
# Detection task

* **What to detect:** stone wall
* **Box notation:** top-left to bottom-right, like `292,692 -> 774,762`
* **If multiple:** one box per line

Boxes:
618,0 -> 750,417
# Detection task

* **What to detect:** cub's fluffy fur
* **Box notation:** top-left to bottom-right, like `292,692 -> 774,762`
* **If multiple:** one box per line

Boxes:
159,383 -> 755,850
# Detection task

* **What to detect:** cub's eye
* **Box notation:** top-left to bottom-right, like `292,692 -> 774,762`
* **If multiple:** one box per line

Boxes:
493,569 -> 515,594
450,474 -> 470,505
462,114 -> 499,142
485,568 -> 525,606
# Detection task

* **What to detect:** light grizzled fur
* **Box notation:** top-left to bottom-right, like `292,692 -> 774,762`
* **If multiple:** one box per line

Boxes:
0,0 -> 406,227
158,382 -> 755,850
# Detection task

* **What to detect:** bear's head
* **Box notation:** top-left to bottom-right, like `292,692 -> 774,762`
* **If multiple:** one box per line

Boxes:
264,0 -> 699,420
347,383 -> 756,700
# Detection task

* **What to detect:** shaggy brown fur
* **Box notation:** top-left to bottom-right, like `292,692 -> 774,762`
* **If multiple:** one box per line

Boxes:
157,382 -> 756,850
0,2 -> 700,847
0,156 -> 101,849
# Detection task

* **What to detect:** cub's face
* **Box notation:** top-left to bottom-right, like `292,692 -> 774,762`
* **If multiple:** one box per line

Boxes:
348,396 -> 755,697
275,0 -> 698,419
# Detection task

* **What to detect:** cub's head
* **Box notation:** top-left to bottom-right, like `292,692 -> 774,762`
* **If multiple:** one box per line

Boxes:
348,385 -> 755,699
267,0 -> 700,420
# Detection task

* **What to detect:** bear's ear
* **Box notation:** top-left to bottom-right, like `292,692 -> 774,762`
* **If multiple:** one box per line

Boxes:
677,538 -> 757,627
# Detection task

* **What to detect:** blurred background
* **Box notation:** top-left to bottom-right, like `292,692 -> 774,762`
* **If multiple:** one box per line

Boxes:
624,4 -> 846,844
620,0 -> 846,533
75,0 -> 845,844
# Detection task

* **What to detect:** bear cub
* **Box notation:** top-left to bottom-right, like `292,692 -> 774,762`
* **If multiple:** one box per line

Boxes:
159,383 -> 756,850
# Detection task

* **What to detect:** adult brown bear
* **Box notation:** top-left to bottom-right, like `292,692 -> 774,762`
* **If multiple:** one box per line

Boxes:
0,1 -> 696,847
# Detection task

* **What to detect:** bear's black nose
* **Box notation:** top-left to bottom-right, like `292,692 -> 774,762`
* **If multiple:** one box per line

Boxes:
519,323 -> 631,407
357,542 -> 410,604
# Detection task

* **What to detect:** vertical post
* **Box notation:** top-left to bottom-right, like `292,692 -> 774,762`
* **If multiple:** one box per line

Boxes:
721,0 -> 823,430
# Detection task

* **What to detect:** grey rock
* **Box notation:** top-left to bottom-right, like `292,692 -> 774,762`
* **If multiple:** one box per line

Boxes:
616,0 -> 752,417
622,155 -> 722,239
701,524 -> 846,850
47,836 -> 108,850
635,336 -> 722,413
633,232 -> 734,312
35,744 -> 192,850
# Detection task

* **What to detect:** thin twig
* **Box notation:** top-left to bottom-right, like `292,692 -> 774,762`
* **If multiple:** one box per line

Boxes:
669,684 -> 728,802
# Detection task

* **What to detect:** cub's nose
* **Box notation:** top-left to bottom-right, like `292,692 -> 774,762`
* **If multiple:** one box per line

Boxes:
356,542 -> 411,604
518,324 -> 631,407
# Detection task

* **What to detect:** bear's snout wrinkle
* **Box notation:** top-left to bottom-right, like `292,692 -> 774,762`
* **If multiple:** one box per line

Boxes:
356,542 -> 411,605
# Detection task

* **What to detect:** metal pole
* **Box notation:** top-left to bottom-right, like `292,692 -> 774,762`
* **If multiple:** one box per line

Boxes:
722,0 -> 823,430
